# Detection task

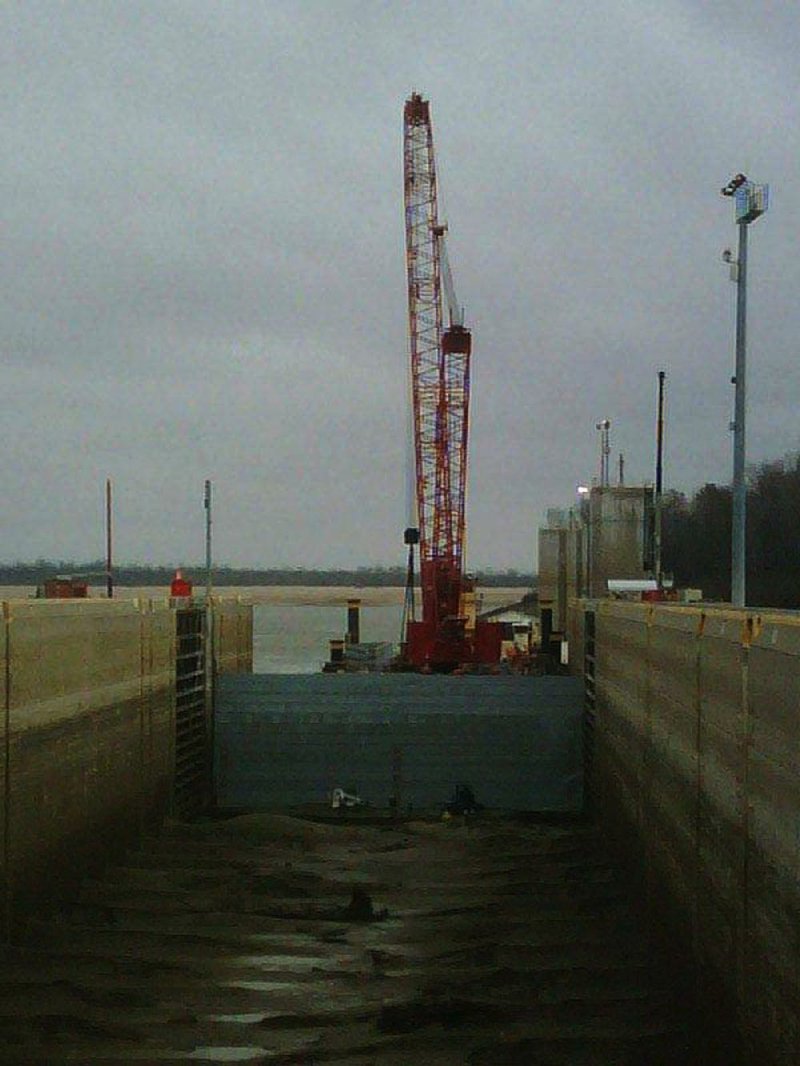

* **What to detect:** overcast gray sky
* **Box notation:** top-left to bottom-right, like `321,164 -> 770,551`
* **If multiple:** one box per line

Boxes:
2,1 -> 797,569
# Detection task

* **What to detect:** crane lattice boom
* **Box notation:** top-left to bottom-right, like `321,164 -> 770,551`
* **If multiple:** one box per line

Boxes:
403,92 -> 471,637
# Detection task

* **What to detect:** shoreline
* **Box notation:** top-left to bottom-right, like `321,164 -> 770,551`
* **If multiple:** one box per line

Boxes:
0,584 -> 529,610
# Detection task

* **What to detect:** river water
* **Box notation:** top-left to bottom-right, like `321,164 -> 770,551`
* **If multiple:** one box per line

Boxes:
243,586 -> 523,672
253,602 -> 403,673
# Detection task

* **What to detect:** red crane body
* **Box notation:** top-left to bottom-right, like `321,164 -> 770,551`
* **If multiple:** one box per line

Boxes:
402,93 -> 502,671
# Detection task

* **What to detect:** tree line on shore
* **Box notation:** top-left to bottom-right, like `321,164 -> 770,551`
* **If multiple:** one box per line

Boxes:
10,452 -> 798,606
662,454 -> 800,607
0,561 -> 535,590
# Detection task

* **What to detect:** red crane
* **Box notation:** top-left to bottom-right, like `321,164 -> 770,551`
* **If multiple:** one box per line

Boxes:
401,92 -> 502,671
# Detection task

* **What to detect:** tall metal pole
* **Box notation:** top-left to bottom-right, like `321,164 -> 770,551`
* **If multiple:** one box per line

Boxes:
105,478 -> 113,599
721,172 -> 768,607
596,419 -> 611,487
654,371 -> 666,587
204,479 -> 212,601
731,222 -> 748,608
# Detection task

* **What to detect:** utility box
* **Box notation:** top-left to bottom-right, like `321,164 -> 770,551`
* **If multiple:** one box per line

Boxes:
42,577 -> 89,598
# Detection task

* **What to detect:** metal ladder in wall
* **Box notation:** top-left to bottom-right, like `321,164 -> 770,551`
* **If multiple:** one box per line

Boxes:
174,607 -> 210,817
583,609 -> 596,812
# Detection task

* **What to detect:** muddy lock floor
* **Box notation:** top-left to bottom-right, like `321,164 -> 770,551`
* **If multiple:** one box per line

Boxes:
0,814 -> 694,1064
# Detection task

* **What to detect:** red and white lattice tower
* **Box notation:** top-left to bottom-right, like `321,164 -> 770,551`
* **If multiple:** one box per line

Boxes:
403,92 -> 484,669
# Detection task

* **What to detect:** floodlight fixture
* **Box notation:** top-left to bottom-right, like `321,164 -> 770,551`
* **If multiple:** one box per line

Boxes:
721,173 -> 748,197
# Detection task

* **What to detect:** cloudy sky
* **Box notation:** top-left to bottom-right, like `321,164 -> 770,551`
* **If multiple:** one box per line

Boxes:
2,2 -> 797,570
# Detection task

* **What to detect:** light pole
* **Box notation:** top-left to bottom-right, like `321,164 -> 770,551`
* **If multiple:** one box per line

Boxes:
654,371 -> 666,588
720,174 -> 769,608
595,419 -> 611,487
204,479 -> 212,601
105,478 -> 113,598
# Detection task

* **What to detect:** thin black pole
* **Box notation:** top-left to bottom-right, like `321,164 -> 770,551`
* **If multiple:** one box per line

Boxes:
106,478 -> 113,599
401,526 -> 418,646
654,371 -> 666,585
204,480 -> 212,601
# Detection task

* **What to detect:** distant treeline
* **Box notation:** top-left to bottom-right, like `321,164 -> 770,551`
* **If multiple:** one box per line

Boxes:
0,561 -> 535,589
662,455 -> 800,607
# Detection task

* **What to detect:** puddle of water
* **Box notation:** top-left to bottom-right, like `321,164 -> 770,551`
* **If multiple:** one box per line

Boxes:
248,933 -> 319,946
223,980 -> 297,993
231,954 -> 334,973
208,1013 -> 268,1025
182,1049 -> 272,1062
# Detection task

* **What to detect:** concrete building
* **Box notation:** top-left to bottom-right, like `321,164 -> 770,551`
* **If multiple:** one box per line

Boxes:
538,505 -> 587,647
538,486 -> 653,644
586,485 -> 653,597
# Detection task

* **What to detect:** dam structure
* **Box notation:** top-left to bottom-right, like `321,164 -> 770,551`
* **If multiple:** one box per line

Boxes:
0,591 -> 796,1064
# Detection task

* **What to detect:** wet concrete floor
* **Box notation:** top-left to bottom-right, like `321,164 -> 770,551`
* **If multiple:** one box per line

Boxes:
0,812 -> 695,1064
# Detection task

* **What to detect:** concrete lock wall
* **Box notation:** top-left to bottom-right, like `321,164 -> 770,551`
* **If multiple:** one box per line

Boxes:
1,596 -> 255,935
213,597 -> 254,674
538,528 -> 566,632
1,598 -> 177,932
566,598 -> 586,672
577,600 -> 800,1065
539,523 -> 586,638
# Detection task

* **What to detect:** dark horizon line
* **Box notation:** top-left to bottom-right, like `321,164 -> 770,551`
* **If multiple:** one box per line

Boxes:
0,561 -> 537,586
0,559 -> 535,573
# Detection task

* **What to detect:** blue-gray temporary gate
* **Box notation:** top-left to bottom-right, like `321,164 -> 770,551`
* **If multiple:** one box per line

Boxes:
215,674 -> 583,812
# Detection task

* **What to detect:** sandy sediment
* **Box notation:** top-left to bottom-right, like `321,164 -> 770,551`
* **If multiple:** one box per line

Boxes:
0,811 -> 694,1064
